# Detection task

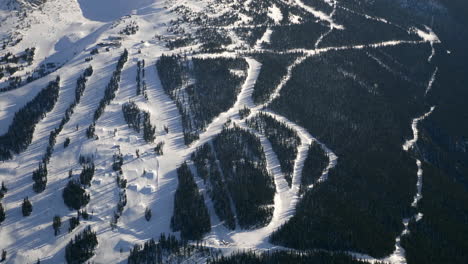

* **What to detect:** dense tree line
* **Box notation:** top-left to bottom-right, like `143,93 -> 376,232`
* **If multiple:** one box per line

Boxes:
192,144 -> 236,230
31,66 -> 94,192
320,8 -> 418,47
0,77 -> 60,161
247,113 -> 301,186
128,233 -> 218,264
111,150 -> 127,228
156,55 -> 247,144
299,142 -> 329,193
267,22 -> 328,50
171,162 -> 211,240
136,59 -> 147,98
269,48 -> 429,256
375,1 -> 468,261
65,226 -> 98,264
213,126 -> 275,229
122,102 -> 156,143
208,250 -> 381,264
234,27 -> 268,47
87,49 -> 128,139
251,54 -> 296,104
196,28 -> 232,52
400,162 -> 468,264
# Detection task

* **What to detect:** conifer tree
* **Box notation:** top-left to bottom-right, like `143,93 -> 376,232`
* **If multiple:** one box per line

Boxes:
22,197 -> 32,217
53,215 -> 61,236
0,203 -> 5,223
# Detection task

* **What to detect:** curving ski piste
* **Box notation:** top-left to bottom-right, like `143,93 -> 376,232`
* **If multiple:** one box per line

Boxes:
0,0 -> 445,262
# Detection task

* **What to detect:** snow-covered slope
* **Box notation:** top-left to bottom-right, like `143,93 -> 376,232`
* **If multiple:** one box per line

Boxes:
0,0 -> 447,263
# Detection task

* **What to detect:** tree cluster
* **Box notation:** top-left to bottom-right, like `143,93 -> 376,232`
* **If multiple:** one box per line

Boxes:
247,113 -> 301,186
79,163 -> 95,187
63,180 -> 90,210
269,48 -> 428,256
0,182 -> 6,224
171,162 -> 211,240
0,78 -> 60,161
136,59 -> 147,98
192,144 -> 236,230
213,126 -> 275,229
208,250 -> 377,264
156,55 -> 247,144
299,143 -> 328,193
87,49 -> 128,139
65,226 -> 98,264
128,233 -> 217,264
122,102 -> 156,143
252,53 -> 296,104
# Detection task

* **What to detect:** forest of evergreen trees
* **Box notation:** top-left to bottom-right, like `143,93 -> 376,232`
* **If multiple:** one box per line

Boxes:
213,126 -> 275,229
65,226 -> 98,264
299,143 -> 329,193
128,233 -> 219,264
267,22 -> 328,50
87,49 -> 128,139
247,113 -> 301,186
156,55 -> 247,144
251,54 -> 295,104
208,250 -> 381,264
192,144 -> 236,230
171,163 -> 211,240
0,77 -> 60,161
268,48 -> 428,257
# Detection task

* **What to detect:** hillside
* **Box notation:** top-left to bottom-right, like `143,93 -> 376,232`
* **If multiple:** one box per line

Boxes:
0,0 -> 467,263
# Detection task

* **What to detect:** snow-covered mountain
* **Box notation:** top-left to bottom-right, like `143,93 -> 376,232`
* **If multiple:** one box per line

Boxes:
0,0 -> 467,263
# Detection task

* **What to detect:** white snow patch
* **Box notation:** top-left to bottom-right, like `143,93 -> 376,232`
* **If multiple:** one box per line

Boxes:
267,4 -> 283,24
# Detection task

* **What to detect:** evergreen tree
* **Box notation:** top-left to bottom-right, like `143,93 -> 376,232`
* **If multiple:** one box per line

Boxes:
22,197 -> 32,217
32,162 -> 48,193
53,215 -> 61,236
0,202 -> 5,223
144,207 -> 152,221
64,138 -> 70,148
